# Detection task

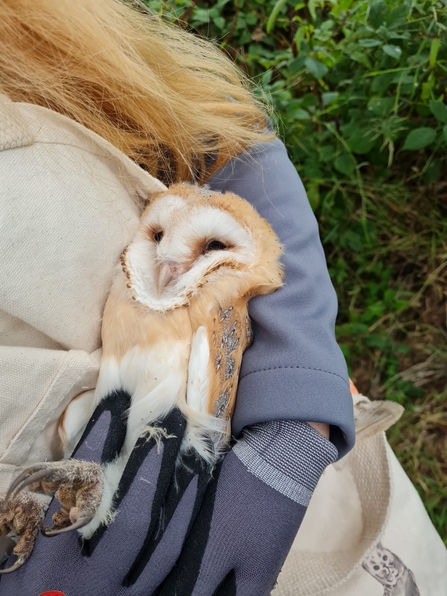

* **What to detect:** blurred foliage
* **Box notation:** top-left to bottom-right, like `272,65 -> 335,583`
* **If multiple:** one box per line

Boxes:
144,0 -> 447,540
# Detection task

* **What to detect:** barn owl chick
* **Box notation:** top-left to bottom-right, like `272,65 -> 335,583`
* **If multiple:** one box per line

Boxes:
1,183 -> 283,573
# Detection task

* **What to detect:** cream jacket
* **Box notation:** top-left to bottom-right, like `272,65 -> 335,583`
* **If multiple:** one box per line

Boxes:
0,95 -> 166,496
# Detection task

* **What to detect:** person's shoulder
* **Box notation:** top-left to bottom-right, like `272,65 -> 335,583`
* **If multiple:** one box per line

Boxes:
0,93 -> 35,152
0,94 -> 165,197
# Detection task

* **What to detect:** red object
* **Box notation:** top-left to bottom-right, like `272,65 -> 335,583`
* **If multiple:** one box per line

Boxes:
39,592 -> 66,596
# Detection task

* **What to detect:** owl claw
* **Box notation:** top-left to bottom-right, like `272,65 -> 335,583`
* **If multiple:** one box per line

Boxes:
41,513 -> 92,537
1,460 -> 104,573
0,492 -> 49,574
0,555 -> 26,574
6,466 -> 51,501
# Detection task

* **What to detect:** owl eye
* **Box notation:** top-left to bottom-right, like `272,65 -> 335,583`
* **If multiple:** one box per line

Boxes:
153,230 -> 164,243
205,240 -> 227,252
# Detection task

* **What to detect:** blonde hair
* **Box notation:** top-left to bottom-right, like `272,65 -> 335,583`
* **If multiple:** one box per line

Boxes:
0,0 -> 273,183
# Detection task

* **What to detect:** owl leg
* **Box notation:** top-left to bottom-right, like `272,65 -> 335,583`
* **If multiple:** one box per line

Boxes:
5,460 -> 104,538
0,491 -> 50,573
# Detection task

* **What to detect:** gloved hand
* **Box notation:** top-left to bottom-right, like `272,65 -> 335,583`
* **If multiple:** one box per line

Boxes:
154,420 -> 338,596
0,390 -> 337,596
0,389 -> 206,594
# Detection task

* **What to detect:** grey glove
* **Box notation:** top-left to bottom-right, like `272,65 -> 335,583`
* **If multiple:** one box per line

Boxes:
0,391 -> 336,596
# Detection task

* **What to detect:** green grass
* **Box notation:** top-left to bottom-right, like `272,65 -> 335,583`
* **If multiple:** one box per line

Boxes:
149,0 -> 447,543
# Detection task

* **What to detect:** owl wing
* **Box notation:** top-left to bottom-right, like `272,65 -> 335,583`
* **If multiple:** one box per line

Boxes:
207,301 -> 252,421
185,300 -> 252,461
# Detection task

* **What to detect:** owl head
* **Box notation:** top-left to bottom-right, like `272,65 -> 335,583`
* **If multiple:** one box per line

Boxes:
119,183 -> 283,311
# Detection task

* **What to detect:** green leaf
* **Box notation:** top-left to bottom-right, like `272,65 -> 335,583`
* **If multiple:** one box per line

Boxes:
304,57 -> 328,79
371,73 -> 394,94
261,70 -> 272,86
193,8 -> 210,24
429,101 -> 447,124
365,333 -> 388,350
294,28 -> 305,51
318,145 -> 337,162
349,50 -> 372,69
423,158 -> 441,184
266,0 -> 287,34
386,4 -> 409,29
214,16 -> 225,30
319,20 -> 334,33
236,15 -> 246,29
421,74 -> 435,102
302,161 -> 323,179
358,39 -> 382,48
334,152 -> 355,175
288,56 -> 307,73
342,230 -> 363,252
416,104 -> 432,117
429,38 -> 441,69
308,0 -> 319,21
301,93 -> 319,108
367,97 -> 394,117
239,32 -> 253,45
443,125 -> 447,143
347,129 -> 375,154
245,12 -> 258,26
321,91 -> 339,106
368,0 -> 387,29
289,108 -> 310,120
382,44 -> 402,59
402,128 -> 436,151
306,182 -> 320,211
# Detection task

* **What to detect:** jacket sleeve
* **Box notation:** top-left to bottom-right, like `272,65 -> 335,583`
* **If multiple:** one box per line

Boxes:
208,138 -> 355,457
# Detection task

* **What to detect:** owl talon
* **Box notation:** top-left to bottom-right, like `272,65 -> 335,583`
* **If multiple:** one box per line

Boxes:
6,460 -> 104,548
0,554 -> 27,574
6,466 -> 52,501
0,492 -> 49,574
41,514 -> 92,537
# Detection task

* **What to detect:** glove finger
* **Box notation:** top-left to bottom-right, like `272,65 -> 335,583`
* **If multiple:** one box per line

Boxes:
122,407 -> 187,586
79,404 -> 186,558
124,450 -> 211,587
74,389 -> 132,463
81,424 -> 164,557
123,470 -> 200,594
212,571 -> 237,596
153,459 -> 223,596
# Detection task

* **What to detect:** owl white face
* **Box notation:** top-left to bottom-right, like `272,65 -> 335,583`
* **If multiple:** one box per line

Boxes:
122,192 -> 257,311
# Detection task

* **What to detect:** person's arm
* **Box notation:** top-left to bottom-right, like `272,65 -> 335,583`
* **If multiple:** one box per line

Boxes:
208,138 -> 354,456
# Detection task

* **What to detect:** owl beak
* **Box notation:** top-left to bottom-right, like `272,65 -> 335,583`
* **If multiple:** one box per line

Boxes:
157,261 -> 187,295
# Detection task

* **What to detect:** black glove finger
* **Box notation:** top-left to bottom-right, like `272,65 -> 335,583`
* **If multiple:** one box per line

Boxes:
124,448 -> 212,586
212,571 -> 237,596
153,460 -> 223,595
83,406 -> 187,557
73,388 -> 132,463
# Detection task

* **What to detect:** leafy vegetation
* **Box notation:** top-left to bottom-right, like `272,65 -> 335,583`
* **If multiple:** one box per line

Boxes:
145,0 -> 447,541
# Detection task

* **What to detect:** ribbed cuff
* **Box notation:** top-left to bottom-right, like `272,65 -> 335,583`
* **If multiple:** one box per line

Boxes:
233,420 -> 338,506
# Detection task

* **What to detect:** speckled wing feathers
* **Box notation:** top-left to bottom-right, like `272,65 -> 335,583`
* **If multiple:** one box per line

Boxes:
207,303 -> 252,421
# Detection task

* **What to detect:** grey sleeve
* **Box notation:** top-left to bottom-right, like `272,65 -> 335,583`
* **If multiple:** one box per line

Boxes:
207,138 -> 355,457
